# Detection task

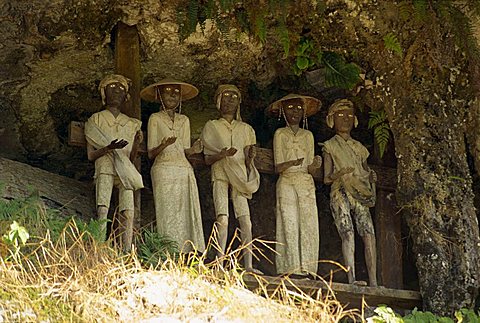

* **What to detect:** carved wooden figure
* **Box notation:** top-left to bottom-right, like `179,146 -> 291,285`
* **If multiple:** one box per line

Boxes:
141,79 -> 205,254
85,74 -> 143,252
322,99 -> 378,287
201,84 -> 261,274
267,94 -> 322,277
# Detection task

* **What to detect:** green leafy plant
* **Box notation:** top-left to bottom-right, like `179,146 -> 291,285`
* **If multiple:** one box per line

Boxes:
368,110 -> 391,158
322,51 -> 361,90
73,217 -> 108,243
2,221 -> 30,261
367,305 -> 402,323
366,306 -> 480,323
292,38 -> 361,90
138,229 -> 179,268
383,33 -> 403,57
293,38 -> 317,75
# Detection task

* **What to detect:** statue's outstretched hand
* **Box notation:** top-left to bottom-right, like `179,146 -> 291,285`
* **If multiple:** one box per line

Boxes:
221,147 -> 237,158
161,136 -> 177,147
191,139 -> 203,154
247,145 -> 256,160
108,139 -> 128,150
310,155 -> 322,169
133,131 -> 143,146
292,157 -> 304,166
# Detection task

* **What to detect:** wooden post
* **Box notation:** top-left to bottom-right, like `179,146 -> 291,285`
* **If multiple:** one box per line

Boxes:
372,136 -> 403,289
114,22 -> 142,235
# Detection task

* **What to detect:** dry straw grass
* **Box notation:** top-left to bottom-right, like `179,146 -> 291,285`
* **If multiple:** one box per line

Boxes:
0,221 -> 359,322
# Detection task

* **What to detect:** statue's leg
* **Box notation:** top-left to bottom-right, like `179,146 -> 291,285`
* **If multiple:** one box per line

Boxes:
97,206 -> 109,241
95,174 -> 114,241
118,186 -> 135,252
234,193 -> 262,274
363,233 -> 378,287
353,202 -> 378,287
120,210 -> 134,252
213,180 -> 229,257
237,214 -> 253,269
340,231 -> 356,284
330,189 -> 356,283
215,214 -> 229,257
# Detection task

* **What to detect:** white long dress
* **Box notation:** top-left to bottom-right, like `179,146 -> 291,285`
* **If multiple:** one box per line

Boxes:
273,127 -> 319,275
147,111 -> 205,253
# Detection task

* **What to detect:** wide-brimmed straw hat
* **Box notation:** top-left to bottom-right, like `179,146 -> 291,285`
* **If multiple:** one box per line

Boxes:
140,78 -> 199,102
266,93 -> 322,117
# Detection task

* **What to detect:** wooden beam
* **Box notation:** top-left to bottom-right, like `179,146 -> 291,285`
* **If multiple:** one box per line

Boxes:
375,190 -> 403,289
243,275 -> 421,310
114,22 -> 142,235
68,124 -> 397,189
115,22 -> 141,119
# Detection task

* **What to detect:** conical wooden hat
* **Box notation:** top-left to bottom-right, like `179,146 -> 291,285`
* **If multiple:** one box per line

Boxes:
140,78 -> 199,102
267,93 -> 322,117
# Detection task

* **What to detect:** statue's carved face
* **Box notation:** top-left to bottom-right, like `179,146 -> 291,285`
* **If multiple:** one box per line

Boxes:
219,90 -> 240,115
282,98 -> 304,126
104,82 -> 127,107
333,107 -> 355,133
159,84 -> 181,110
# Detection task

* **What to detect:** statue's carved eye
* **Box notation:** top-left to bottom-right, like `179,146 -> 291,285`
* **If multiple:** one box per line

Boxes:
348,114 -> 354,118
338,113 -> 344,117
174,88 -> 180,93
231,94 -> 238,98
223,93 -> 230,97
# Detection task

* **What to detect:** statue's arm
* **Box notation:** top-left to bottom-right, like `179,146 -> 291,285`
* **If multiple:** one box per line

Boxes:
148,137 -> 176,160
87,142 -> 111,162
323,152 -> 335,185
130,130 -> 143,162
275,159 -> 299,174
324,152 -> 354,184
204,148 -> 232,165
363,160 -> 377,183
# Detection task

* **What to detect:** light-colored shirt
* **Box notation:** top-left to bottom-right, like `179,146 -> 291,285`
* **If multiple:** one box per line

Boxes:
273,127 -> 314,174
88,110 -> 141,177
323,134 -> 374,205
201,118 -> 256,182
147,111 -> 191,167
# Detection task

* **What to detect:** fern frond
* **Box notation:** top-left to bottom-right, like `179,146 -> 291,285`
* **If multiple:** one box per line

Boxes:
413,0 -> 428,21
187,0 -> 200,34
368,110 -> 387,129
215,17 -> 231,42
383,33 -> 403,57
235,7 -> 250,33
322,51 -> 361,90
447,6 -> 480,59
277,20 -> 290,58
398,1 -> 413,21
218,0 -> 234,12
368,110 -> 390,158
254,14 -> 267,44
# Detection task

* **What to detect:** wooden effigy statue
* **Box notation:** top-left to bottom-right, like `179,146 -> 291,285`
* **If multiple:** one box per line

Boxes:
267,94 -> 322,277
201,84 -> 261,273
322,98 -> 378,286
85,74 -> 143,251
141,79 -> 205,254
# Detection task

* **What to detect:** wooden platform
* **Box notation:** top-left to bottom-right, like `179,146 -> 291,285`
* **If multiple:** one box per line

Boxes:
243,275 -> 422,311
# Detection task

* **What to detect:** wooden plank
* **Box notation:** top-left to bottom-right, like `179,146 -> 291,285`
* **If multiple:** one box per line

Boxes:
68,126 -> 397,189
115,22 -> 141,119
114,22 -> 142,234
243,275 -> 421,310
375,189 -> 403,289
